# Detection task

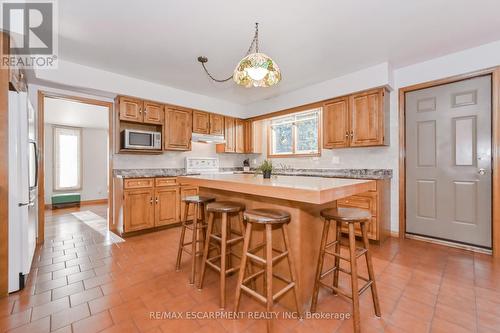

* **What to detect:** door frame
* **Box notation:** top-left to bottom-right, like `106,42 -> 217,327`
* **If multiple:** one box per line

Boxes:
399,67 -> 500,257
37,91 -> 114,244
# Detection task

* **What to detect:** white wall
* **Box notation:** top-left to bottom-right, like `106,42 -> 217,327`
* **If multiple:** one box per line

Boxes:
44,125 -> 108,204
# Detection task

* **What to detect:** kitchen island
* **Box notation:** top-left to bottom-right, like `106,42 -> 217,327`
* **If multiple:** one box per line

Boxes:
177,173 -> 389,312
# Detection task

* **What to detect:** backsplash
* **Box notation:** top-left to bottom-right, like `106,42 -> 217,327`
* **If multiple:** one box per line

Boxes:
112,142 -> 248,169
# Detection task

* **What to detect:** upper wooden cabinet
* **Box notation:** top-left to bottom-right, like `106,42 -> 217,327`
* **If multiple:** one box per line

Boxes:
217,118 -> 262,154
244,120 -> 262,154
164,106 -> 192,151
235,119 -> 245,153
193,110 -> 210,134
323,97 -> 350,148
323,88 -> 389,149
221,116 -> 236,153
209,113 -> 224,135
143,101 -> 164,125
349,89 -> 386,147
192,111 -> 225,135
118,96 -> 143,123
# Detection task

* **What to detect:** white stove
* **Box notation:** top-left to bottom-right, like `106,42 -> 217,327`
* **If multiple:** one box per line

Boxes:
185,157 -> 232,174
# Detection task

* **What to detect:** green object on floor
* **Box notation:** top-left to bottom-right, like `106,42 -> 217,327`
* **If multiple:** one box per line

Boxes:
51,193 -> 81,208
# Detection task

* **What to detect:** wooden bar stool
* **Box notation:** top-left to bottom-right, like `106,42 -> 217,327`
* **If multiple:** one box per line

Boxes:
310,207 -> 381,333
198,201 -> 246,309
175,195 -> 215,285
235,208 -> 301,330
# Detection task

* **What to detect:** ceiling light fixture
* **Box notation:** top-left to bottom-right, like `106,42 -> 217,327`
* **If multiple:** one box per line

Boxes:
197,23 -> 281,88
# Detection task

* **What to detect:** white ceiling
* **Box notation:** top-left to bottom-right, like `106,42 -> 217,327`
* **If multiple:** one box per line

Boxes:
44,97 -> 109,129
58,0 -> 500,105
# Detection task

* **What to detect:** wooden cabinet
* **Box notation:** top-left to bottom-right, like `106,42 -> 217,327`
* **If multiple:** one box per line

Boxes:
164,106 -> 192,151
217,117 -> 260,154
209,114 -> 224,135
193,110 -> 210,134
116,177 -> 197,235
143,101 -> 164,125
235,119 -> 245,153
323,97 -> 349,148
155,186 -> 180,226
350,89 -> 385,147
323,88 -> 388,149
118,96 -> 143,123
219,116 -> 236,153
123,188 -> 155,232
336,179 -> 390,242
244,120 -> 263,154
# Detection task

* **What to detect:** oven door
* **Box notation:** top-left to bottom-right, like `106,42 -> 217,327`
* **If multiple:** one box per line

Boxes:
125,130 -> 156,149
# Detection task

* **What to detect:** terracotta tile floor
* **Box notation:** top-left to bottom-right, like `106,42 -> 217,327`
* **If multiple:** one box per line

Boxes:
1,204 -> 500,333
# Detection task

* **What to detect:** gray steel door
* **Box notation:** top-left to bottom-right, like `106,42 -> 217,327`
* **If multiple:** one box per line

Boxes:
406,75 -> 492,248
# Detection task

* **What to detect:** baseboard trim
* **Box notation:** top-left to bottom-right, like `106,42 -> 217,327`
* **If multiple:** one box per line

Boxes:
45,199 -> 108,210
81,199 -> 108,206
405,233 -> 492,255
390,231 -> 399,238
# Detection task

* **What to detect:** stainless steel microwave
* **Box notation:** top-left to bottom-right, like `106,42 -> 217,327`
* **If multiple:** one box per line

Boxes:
121,129 -> 162,150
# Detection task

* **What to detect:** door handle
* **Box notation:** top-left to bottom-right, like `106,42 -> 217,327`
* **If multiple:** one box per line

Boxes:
150,197 -> 153,205
155,197 -> 159,204
478,168 -> 486,175
18,202 -> 29,207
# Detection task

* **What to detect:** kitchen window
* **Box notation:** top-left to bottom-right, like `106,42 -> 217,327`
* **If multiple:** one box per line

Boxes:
53,126 -> 82,191
268,108 -> 321,157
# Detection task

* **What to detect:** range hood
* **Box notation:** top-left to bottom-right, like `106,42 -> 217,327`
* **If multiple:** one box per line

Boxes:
191,132 -> 226,144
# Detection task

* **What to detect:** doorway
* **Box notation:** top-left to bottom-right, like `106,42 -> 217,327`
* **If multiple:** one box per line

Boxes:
405,75 -> 492,248
37,92 -> 113,243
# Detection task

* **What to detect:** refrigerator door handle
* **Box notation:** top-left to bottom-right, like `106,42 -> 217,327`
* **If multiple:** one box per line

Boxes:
29,141 -> 38,190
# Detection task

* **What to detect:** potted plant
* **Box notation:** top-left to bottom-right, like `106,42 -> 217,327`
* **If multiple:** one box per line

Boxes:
256,160 -> 273,179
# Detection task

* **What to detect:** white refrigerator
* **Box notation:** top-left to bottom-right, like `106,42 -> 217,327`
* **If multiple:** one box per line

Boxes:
8,90 -> 38,293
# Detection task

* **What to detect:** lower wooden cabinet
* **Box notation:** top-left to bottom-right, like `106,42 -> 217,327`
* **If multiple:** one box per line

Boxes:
155,186 -> 180,226
336,179 -> 390,242
123,188 -> 155,232
114,177 -> 197,236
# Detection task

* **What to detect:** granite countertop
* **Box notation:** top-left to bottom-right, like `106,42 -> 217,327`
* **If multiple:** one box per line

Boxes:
113,168 -> 198,178
243,168 -> 392,180
113,168 -> 392,180
178,174 -> 376,204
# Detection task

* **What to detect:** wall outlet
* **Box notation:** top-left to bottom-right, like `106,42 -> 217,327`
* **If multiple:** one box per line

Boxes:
331,156 -> 340,164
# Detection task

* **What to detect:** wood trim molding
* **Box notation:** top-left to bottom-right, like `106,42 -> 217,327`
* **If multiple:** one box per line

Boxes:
37,91 -> 45,245
0,32 -> 10,297
37,91 -> 114,245
266,108 -> 322,158
398,67 -> 500,257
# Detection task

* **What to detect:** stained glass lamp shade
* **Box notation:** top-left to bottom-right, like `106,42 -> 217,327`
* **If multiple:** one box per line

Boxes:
233,52 -> 281,88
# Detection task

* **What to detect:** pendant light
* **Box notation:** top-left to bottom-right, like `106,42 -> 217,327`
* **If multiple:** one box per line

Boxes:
197,23 -> 281,88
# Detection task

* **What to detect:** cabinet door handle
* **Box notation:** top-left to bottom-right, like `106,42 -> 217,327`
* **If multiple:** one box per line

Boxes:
155,197 -> 159,204
350,130 -> 354,138
345,131 -> 349,138
150,197 -> 153,205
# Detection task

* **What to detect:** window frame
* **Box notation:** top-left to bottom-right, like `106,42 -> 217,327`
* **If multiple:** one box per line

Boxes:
267,108 -> 322,158
53,125 -> 82,191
